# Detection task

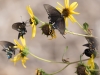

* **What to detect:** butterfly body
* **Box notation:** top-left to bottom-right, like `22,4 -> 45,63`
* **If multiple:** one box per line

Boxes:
12,22 -> 27,39
83,37 -> 98,57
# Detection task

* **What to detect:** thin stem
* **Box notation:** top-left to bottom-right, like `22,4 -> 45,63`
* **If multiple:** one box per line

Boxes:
49,64 -> 70,75
80,53 -> 84,64
47,56 -> 99,75
29,51 -> 99,64
62,46 -> 68,60
76,21 -> 88,34
65,30 -> 96,37
34,16 -> 45,24
29,52 -> 63,63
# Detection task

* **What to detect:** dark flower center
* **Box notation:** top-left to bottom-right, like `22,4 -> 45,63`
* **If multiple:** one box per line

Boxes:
41,24 -> 54,36
62,8 -> 70,17
76,65 -> 87,75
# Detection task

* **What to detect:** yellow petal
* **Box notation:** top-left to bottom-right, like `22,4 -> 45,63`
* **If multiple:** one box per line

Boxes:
57,2 -> 64,8
31,24 -> 36,38
11,53 -> 21,65
68,15 -> 77,22
21,57 -> 28,68
56,7 -> 62,13
20,36 -> 26,47
14,39 -> 23,50
87,55 -> 94,70
65,0 -> 69,8
69,2 -> 78,10
70,11 -> 80,14
53,30 -> 56,38
65,18 -> 68,27
26,5 -> 34,18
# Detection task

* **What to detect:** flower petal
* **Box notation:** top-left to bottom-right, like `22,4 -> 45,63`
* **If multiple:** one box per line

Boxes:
56,7 -> 62,13
21,57 -> 28,68
87,55 -> 94,70
65,18 -> 68,27
57,2 -> 64,8
11,53 -> 21,65
26,5 -> 34,18
31,24 -> 36,38
70,11 -> 80,15
14,39 -> 23,49
68,15 -> 77,22
20,36 -> 26,47
65,0 -> 69,8
69,2 -> 78,10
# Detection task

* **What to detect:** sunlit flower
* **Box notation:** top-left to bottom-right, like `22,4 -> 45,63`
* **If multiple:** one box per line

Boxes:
40,23 -> 56,40
11,37 -> 29,68
87,54 -> 95,70
26,5 -> 38,38
56,0 -> 79,27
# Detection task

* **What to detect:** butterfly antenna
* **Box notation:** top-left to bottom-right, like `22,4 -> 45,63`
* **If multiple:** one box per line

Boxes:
25,19 -> 31,27
20,16 -> 23,22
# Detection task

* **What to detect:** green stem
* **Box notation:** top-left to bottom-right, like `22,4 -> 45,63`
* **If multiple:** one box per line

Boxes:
65,30 -> 95,37
49,58 -> 93,75
49,64 -> 70,75
29,52 -> 63,63
34,16 -> 45,24
62,46 -> 68,60
76,21 -> 88,34
80,53 -> 84,64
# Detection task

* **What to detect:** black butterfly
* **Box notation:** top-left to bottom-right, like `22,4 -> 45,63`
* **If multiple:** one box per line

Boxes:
12,22 -> 27,39
43,4 -> 65,37
0,41 -> 16,59
83,37 -> 98,57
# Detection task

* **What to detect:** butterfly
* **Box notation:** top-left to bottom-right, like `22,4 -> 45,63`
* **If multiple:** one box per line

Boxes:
83,37 -> 98,57
0,41 -> 16,59
43,4 -> 65,38
12,22 -> 27,39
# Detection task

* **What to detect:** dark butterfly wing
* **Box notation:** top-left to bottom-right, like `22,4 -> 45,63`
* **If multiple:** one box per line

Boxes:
54,17 -> 65,35
0,41 -> 16,55
44,4 -> 62,24
85,37 -> 98,50
0,41 -> 15,48
12,22 -> 26,31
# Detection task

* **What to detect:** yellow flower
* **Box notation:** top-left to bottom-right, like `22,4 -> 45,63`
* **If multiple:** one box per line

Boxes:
11,37 -> 29,68
87,54 -> 94,70
26,5 -> 38,38
57,0 -> 79,27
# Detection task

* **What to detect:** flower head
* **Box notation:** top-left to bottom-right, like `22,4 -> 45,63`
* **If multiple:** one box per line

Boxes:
26,5 -> 39,38
35,69 -> 48,75
40,23 -> 56,40
76,64 -> 87,75
57,0 -> 79,27
11,37 -> 29,68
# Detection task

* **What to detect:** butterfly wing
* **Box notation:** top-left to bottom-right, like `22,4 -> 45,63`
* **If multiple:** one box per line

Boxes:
54,17 -> 65,35
85,37 -> 98,50
44,4 -> 61,24
12,22 -> 26,31
0,41 -> 15,49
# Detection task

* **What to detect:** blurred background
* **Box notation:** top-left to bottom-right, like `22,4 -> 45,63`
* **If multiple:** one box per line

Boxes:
0,0 -> 100,75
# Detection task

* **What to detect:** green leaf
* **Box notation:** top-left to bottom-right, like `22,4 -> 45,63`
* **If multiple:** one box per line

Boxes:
83,22 -> 89,31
